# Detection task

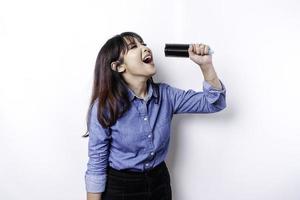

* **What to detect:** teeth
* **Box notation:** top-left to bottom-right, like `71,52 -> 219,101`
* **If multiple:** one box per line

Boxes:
143,55 -> 151,61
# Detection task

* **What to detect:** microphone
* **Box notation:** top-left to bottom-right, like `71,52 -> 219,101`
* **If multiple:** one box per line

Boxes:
164,43 -> 214,57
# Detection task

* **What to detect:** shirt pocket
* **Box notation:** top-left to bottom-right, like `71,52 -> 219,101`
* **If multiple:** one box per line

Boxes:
111,118 -> 146,153
118,129 -> 147,153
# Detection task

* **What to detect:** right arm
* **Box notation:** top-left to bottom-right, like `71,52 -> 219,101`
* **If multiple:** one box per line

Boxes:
85,100 -> 111,200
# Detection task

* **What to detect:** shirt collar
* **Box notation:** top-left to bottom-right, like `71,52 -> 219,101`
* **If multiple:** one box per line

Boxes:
126,79 -> 158,102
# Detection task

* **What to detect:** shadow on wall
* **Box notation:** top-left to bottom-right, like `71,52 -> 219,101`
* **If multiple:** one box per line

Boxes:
166,105 -> 235,199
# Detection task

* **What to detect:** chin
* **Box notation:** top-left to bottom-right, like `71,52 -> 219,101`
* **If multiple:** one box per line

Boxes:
150,64 -> 156,70
150,69 -> 157,76
146,68 -> 156,76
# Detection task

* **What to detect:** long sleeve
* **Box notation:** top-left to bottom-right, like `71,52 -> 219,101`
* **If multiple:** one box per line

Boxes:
85,100 -> 111,193
165,79 -> 226,114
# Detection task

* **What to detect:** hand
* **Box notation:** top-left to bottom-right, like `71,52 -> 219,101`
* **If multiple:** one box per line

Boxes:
188,43 -> 213,71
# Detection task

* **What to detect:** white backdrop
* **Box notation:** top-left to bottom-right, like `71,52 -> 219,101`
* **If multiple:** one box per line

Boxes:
1,0 -> 300,199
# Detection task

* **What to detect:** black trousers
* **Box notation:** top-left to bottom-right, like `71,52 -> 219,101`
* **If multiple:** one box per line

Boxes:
102,161 -> 172,200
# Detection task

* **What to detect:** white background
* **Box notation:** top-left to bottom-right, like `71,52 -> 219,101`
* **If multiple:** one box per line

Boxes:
1,0 -> 300,199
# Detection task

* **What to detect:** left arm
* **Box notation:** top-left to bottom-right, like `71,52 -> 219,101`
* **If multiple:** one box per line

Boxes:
164,42 -> 227,114
188,43 -> 223,90
200,63 -> 222,90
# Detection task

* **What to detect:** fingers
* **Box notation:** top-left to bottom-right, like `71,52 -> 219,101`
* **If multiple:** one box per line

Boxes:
204,45 -> 209,55
188,44 -> 193,53
188,44 -> 195,56
190,43 -> 210,56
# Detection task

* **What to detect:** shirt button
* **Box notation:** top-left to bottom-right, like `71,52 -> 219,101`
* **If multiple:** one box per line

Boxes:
145,163 -> 149,166
144,117 -> 148,121
148,134 -> 152,138
150,152 -> 154,155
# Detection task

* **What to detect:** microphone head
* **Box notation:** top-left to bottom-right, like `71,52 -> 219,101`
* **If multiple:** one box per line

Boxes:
164,43 -> 214,57
165,44 -> 190,57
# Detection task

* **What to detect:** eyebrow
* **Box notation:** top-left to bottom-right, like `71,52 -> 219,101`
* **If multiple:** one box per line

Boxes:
127,41 -> 144,46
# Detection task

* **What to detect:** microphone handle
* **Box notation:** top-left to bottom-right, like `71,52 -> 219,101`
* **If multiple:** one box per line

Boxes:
164,43 -> 214,57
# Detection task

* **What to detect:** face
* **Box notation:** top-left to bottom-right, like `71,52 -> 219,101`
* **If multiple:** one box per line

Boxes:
114,37 -> 156,79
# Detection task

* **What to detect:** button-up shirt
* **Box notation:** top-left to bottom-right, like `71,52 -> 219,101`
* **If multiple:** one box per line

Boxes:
85,79 -> 226,192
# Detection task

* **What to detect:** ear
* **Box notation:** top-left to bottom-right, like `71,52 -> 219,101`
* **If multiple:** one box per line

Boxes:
111,61 -> 119,72
111,61 -> 125,73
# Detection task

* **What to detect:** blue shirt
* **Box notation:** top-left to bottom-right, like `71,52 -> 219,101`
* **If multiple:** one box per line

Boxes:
85,79 -> 226,193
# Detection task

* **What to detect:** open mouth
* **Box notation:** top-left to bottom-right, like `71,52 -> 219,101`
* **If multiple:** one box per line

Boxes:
142,55 -> 153,64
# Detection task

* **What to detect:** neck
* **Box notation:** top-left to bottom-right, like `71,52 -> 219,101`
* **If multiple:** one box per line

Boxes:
127,79 -> 149,99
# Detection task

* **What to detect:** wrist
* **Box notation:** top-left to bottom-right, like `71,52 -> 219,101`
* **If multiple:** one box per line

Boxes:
199,63 -> 213,70
201,66 -> 217,80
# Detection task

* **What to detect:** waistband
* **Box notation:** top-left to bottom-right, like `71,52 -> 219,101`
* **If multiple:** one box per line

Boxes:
107,161 -> 166,178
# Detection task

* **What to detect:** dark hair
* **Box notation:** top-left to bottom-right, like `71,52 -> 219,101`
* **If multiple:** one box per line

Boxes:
82,32 -> 160,137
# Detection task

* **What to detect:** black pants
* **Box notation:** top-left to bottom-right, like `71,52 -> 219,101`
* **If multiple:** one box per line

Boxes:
102,161 -> 172,200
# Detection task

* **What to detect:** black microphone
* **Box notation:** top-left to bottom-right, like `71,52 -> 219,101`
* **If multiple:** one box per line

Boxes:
164,43 -> 214,57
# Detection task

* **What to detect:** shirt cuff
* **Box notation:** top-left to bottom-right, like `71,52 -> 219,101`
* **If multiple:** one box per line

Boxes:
203,79 -> 226,104
85,173 -> 107,193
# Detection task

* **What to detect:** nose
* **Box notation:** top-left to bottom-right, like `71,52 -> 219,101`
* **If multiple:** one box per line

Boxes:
143,47 -> 151,54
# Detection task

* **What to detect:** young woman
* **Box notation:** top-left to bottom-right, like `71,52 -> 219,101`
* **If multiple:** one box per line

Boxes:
83,32 -> 226,200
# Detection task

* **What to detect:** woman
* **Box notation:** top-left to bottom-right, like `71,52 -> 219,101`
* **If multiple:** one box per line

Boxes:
83,31 -> 226,200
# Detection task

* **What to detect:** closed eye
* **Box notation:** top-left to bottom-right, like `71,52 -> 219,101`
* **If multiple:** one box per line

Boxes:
129,43 -> 147,49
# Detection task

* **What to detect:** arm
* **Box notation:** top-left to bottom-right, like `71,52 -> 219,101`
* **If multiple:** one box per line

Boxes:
166,43 -> 226,114
201,63 -> 222,90
165,78 -> 226,114
188,43 -> 223,90
85,100 -> 111,199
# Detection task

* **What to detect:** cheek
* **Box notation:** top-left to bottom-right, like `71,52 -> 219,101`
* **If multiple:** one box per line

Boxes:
126,53 -> 142,63
126,55 -> 143,68
125,62 -> 143,74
